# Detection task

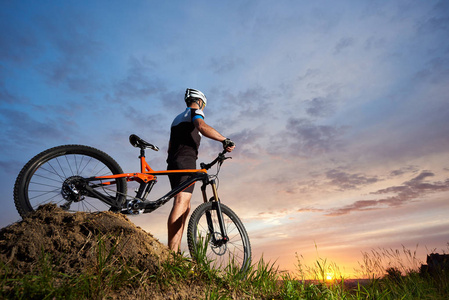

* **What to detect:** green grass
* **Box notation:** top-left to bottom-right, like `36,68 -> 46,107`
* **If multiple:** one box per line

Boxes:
1,238 -> 448,299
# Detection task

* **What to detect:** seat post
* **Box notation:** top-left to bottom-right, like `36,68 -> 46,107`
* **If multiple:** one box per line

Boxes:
139,147 -> 145,158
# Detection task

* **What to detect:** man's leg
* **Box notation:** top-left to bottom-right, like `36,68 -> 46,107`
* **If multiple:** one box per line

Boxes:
168,191 -> 192,252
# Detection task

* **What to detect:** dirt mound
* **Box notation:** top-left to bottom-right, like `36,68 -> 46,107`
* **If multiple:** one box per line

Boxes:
0,204 -> 206,299
0,204 -> 169,274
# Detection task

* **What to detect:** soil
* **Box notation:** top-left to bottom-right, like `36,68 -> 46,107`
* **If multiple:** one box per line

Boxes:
0,204 -> 206,299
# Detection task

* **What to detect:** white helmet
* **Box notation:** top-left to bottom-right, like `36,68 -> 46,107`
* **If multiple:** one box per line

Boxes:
185,88 -> 207,107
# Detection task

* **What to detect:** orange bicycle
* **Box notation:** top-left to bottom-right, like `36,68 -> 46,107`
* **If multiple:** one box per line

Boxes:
14,134 -> 251,272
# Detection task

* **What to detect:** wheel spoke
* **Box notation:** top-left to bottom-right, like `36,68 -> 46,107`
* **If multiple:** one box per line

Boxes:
14,145 -> 127,217
188,202 -> 251,273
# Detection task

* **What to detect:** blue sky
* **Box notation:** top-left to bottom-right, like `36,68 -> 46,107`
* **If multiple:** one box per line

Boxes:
1,0 -> 449,276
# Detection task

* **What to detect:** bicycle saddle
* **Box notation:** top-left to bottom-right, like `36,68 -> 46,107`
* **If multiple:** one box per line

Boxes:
129,134 -> 159,151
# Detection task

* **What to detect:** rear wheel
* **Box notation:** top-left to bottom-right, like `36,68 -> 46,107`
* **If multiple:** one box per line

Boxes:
14,145 -> 127,218
187,201 -> 251,273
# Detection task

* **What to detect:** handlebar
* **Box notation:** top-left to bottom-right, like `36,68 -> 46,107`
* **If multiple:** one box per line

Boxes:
200,150 -> 231,170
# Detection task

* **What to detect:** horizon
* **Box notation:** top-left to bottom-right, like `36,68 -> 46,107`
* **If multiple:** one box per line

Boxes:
1,1 -> 448,278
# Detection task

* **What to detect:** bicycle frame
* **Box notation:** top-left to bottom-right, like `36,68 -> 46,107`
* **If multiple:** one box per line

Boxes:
83,142 -> 223,214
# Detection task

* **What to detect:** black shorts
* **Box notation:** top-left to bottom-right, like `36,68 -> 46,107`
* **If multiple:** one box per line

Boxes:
167,156 -> 196,194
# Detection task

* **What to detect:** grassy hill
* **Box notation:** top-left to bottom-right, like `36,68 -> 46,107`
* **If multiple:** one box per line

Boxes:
1,204 -> 447,299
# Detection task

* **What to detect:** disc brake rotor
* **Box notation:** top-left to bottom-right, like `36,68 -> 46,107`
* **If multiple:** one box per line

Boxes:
61,176 -> 86,202
210,232 -> 228,256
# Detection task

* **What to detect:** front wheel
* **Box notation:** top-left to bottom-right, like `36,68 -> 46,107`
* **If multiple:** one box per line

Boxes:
187,202 -> 251,273
14,145 -> 127,218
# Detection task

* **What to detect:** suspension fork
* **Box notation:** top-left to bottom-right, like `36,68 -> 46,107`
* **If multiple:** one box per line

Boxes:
202,179 -> 229,244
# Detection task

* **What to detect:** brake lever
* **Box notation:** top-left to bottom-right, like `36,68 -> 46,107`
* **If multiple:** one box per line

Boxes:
219,152 -> 232,160
200,152 -> 232,170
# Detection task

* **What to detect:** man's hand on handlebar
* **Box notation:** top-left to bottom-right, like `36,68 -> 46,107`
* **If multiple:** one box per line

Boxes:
222,138 -> 235,152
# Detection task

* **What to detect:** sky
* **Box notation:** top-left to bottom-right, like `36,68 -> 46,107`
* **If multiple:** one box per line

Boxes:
1,0 -> 449,278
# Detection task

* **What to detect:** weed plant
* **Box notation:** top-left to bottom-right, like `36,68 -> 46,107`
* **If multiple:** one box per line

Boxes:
1,236 -> 448,299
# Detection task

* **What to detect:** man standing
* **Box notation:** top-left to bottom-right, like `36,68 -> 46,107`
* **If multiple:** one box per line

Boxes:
166,88 -> 235,252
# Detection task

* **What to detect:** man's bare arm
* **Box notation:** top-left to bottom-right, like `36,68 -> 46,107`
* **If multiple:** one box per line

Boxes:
194,118 -> 235,152
194,118 -> 226,141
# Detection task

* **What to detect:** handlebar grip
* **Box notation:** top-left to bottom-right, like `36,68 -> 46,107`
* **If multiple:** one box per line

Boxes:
222,138 -> 235,149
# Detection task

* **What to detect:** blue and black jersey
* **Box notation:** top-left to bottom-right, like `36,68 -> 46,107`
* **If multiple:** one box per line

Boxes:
167,108 -> 205,162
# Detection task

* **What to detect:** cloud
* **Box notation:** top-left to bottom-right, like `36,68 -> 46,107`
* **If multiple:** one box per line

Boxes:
109,56 -> 164,103
208,55 -> 244,74
416,1 -> 449,34
0,159 -> 22,176
326,200 -> 381,217
280,118 -> 347,156
220,87 -> 274,118
297,207 -> 324,213
326,171 -> 449,216
0,81 -> 25,104
305,97 -> 335,118
0,107 -> 80,153
27,11 -> 105,93
412,56 -> 449,85
0,8 -> 40,64
227,128 -> 264,158
403,171 -> 434,184
326,169 -> 379,190
334,37 -> 356,54
123,106 -> 169,139
389,166 -> 419,177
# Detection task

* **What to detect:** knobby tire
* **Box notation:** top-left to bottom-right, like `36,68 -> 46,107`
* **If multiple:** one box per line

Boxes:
14,145 -> 127,218
187,201 -> 251,273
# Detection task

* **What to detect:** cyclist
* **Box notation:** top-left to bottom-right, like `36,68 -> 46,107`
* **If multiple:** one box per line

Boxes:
166,88 -> 235,253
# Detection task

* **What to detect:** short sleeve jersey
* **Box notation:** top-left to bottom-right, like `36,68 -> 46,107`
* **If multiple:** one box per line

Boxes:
167,108 -> 205,162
